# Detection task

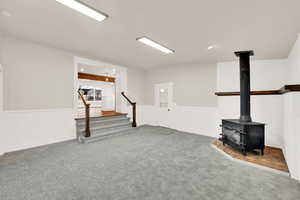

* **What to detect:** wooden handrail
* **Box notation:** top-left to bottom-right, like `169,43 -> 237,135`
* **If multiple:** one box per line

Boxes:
121,92 -> 137,127
121,92 -> 134,105
78,90 -> 88,106
78,90 -> 91,137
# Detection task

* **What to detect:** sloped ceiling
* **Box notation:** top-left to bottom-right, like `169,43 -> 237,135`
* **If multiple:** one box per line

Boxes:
0,0 -> 300,68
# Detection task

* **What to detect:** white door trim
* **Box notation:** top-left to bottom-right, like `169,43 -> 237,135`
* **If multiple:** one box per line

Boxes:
154,82 -> 174,109
154,82 -> 174,127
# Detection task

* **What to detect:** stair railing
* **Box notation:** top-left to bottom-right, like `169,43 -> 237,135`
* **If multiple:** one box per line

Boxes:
121,92 -> 137,127
78,90 -> 91,137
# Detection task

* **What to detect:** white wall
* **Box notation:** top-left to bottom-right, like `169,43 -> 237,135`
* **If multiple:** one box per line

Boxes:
217,60 -> 287,92
1,36 -> 145,112
0,64 -> 3,111
0,109 -> 75,155
287,35 -> 300,84
127,67 -> 146,104
217,59 -> 287,148
126,105 -> 217,138
283,93 -> 300,181
2,36 -> 74,110
0,36 -> 77,154
283,34 -> 300,181
130,63 -> 218,138
0,33 -> 4,111
145,63 -> 217,106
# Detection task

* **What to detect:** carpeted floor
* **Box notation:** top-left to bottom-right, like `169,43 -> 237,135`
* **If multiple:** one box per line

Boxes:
0,125 -> 299,200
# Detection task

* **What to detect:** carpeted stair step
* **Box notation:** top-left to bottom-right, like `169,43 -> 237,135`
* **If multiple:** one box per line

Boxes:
76,113 -> 135,143
78,126 -> 134,143
76,118 -> 130,129
77,121 -> 132,133
76,114 -> 128,125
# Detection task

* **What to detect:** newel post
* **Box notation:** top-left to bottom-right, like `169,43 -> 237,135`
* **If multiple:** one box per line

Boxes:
132,102 -> 137,127
85,104 -> 91,137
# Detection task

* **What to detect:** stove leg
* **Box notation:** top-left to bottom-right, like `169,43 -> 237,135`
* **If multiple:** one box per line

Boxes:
261,148 -> 264,156
242,149 -> 247,156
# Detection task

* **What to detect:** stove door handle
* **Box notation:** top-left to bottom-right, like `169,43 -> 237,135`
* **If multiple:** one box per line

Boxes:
223,126 -> 243,134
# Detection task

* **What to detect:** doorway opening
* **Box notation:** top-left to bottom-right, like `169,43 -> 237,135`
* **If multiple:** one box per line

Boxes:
154,82 -> 174,127
77,72 -> 117,118
73,57 -> 128,119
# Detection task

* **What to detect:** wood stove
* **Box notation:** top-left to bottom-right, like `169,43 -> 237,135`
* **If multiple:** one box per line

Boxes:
220,51 -> 265,155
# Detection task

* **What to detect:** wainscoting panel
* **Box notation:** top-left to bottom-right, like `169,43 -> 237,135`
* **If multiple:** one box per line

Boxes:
0,109 -> 76,155
131,105 -> 218,138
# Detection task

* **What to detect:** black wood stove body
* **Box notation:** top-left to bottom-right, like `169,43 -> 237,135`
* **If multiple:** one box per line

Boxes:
220,51 -> 265,155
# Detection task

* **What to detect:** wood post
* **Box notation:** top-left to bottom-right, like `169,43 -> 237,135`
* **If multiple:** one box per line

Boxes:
132,102 -> 137,127
78,90 -> 91,138
85,104 -> 91,137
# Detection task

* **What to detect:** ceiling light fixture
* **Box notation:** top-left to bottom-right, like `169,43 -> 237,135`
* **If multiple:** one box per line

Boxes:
55,0 -> 108,22
1,10 -> 12,17
137,37 -> 174,54
207,45 -> 218,50
105,72 -> 109,82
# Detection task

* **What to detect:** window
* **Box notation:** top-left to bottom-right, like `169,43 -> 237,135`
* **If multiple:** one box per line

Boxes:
79,87 -> 102,102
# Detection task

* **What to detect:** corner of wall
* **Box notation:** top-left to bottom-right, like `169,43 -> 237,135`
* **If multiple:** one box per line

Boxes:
283,33 -> 300,182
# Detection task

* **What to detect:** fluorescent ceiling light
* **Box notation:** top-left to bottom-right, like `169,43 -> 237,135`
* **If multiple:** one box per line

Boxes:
137,37 -> 174,54
55,0 -> 108,22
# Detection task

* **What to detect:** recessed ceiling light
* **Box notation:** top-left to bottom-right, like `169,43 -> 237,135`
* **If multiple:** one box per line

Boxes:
208,45 -> 218,50
137,37 -> 174,54
55,0 -> 108,22
1,10 -> 12,17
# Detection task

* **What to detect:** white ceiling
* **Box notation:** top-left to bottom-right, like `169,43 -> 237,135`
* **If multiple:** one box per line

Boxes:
1,0 -> 300,69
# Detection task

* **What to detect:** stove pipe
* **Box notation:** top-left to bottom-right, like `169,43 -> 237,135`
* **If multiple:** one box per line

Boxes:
234,50 -> 254,122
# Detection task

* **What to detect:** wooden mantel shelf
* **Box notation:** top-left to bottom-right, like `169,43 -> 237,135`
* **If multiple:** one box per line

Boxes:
215,84 -> 300,96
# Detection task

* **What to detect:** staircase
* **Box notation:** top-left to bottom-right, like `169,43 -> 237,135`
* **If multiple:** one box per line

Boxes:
76,113 -> 134,143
